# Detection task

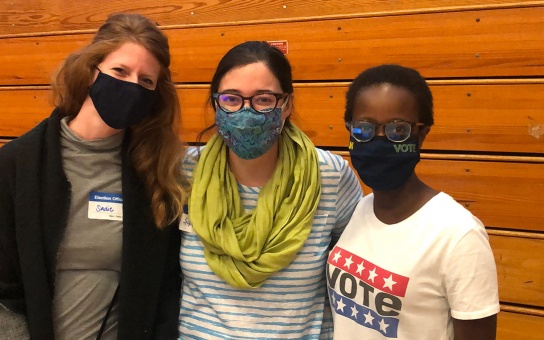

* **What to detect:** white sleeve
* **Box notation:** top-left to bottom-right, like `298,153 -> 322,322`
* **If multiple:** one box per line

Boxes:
444,226 -> 500,320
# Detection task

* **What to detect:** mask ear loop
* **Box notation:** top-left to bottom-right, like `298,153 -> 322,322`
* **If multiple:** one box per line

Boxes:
279,95 -> 291,130
89,67 -> 102,91
280,95 -> 290,110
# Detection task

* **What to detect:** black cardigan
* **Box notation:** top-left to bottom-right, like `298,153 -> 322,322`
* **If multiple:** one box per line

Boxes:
0,109 -> 181,339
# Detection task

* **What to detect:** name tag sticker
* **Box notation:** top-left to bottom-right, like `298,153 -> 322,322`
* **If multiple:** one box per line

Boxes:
88,191 -> 123,221
179,212 -> 193,232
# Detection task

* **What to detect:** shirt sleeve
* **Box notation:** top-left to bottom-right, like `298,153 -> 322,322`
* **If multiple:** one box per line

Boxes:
151,225 -> 181,340
444,225 -> 500,320
181,146 -> 199,179
331,156 -> 363,243
0,147 -> 26,315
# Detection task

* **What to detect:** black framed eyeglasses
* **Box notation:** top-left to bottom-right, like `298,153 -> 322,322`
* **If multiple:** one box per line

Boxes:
346,119 -> 425,143
213,92 -> 288,114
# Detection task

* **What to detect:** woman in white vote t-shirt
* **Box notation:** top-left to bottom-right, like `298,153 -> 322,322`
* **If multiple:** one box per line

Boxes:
328,64 -> 499,340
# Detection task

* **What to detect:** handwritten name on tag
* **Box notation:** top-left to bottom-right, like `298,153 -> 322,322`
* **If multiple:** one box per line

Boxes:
179,212 -> 193,232
88,191 -> 123,221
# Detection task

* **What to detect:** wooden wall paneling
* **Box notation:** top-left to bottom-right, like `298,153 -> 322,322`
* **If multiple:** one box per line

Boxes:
178,86 -> 213,141
338,153 -> 544,232
417,158 -> 544,233
0,86 -> 212,139
497,310 -> 544,340
1,0 -> 542,36
289,82 -> 544,154
152,6 -> 544,82
0,34 -> 92,86
3,82 -> 544,154
1,7 -> 544,85
425,81 -> 544,153
490,232 -> 544,308
0,87 -> 52,137
176,83 -> 359,147
2,0 -> 543,335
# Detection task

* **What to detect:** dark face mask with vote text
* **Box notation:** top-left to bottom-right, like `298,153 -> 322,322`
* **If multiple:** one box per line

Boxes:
349,136 -> 420,191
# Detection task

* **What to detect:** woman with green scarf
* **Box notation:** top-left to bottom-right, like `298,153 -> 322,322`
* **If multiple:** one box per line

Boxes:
178,41 -> 363,339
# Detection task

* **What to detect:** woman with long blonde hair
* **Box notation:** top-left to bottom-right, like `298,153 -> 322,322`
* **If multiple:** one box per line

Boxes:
0,13 -> 186,340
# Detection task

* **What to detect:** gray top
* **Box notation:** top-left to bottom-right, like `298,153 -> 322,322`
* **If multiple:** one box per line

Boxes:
0,304 -> 29,340
53,117 -> 124,340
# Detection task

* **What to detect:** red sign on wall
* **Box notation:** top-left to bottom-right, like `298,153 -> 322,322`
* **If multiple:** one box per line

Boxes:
267,40 -> 288,55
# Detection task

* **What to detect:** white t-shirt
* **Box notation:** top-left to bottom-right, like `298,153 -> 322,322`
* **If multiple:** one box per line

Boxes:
327,192 -> 499,340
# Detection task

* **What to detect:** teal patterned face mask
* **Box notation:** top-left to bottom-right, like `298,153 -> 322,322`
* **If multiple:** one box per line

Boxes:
215,105 -> 284,160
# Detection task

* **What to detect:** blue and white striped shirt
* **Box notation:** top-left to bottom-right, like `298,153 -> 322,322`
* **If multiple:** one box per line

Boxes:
179,146 -> 362,339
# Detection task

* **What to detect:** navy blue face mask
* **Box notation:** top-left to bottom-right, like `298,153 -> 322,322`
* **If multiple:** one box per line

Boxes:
349,136 -> 420,191
89,69 -> 158,129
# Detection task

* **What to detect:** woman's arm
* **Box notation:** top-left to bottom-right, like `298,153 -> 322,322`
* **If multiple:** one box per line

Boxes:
453,314 -> 497,340
0,147 -> 29,335
151,225 -> 181,340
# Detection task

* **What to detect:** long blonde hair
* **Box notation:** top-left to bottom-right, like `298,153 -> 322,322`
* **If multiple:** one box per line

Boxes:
52,13 -> 187,228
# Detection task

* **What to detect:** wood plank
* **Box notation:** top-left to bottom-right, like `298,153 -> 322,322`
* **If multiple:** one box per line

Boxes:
3,82 -> 544,154
491,235 -> 544,308
0,88 -> 53,137
498,311 -> 544,340
0,35 -> 91,86
290,81 -> 544,153
4,87 -> 544,231
1,7 -> 544,85
338,153 -> 544,232
417,159 -> 544,233
425,82 -> 544,153
1,0 -> 541,36
168,6 -> 544,82
7,104 -> 543,231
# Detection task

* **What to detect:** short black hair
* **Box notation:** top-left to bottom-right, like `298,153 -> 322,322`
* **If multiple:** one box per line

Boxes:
210,41 -> 294,105
344,64 -> 434,126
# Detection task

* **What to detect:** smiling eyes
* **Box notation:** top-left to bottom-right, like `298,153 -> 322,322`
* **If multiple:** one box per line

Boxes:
111,67 -> 155,87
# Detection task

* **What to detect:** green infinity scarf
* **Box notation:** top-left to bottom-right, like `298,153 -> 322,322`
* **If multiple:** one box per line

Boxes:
189,124 -> 321,289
